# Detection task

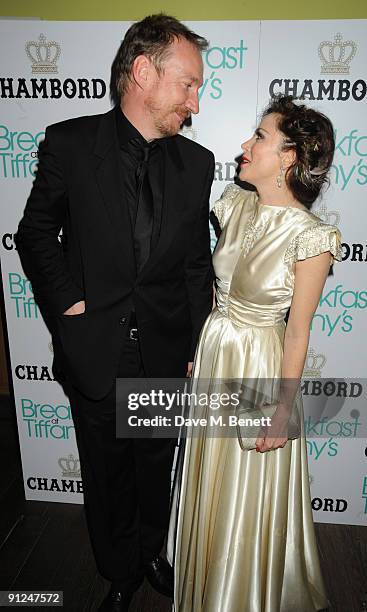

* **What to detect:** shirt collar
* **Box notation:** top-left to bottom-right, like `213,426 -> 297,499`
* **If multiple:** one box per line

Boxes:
115,105 -> 144,148
115,105 -> 169,150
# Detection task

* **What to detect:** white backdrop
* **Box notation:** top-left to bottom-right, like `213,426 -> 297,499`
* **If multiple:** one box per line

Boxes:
0,19 -> 366,524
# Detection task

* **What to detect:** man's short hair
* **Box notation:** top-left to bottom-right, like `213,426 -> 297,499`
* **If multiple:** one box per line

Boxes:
110,13 -> 209,102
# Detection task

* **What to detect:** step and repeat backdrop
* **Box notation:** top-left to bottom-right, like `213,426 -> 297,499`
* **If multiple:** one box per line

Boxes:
0,19 -> 366,524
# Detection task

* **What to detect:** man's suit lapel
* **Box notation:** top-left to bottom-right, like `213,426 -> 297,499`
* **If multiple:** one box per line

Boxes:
93,109 -> 135,279
138,136 -> 187,279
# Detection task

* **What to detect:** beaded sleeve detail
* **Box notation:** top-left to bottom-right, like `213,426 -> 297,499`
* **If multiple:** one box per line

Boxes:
211,183 -> 244,229
284,222 -> 342,265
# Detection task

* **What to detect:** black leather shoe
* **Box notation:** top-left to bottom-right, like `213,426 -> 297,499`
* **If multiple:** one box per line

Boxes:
98,572 -> 144,611
98,587 -> 134,612
144,556 -> 173,598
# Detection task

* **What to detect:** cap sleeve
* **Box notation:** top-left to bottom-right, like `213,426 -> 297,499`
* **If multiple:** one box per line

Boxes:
284,222 -> 342,266
211,183 -> 244,230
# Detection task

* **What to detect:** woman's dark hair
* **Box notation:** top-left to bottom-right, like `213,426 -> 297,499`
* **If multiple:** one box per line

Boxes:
110,13 -> 208,103
263,95 -> 335,208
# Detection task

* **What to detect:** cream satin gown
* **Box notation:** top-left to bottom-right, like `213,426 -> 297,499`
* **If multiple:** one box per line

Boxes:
169,184 -> 342,612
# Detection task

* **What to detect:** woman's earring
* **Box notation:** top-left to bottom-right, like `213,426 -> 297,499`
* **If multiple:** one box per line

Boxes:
276,165 -> 284,189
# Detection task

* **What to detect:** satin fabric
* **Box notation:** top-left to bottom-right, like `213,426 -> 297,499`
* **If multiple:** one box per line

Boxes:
169,184 -> 342,612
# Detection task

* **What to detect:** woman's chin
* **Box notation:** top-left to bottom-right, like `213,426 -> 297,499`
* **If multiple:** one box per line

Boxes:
239,168 -> 251,182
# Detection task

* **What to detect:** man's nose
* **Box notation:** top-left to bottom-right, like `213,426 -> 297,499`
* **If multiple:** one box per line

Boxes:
186,90 -> 199,115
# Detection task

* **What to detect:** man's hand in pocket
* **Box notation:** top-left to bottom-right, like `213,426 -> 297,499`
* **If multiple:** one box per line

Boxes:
63,300 -> 85,315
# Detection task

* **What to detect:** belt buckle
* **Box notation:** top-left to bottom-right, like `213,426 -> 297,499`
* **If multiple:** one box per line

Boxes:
129,327 -> 138,341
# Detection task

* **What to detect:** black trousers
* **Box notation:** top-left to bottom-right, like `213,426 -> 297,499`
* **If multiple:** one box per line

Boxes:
68,336 -> 176,586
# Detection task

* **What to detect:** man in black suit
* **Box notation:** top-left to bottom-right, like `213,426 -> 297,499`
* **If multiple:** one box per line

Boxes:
16,14 -> 214,612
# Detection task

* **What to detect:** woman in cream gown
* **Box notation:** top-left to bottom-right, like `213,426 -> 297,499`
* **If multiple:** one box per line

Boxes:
169,97 -> 342,612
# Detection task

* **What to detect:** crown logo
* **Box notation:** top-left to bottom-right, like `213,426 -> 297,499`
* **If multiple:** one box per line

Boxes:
303,348 -> 326,378
180,125 -> 197,141
58,454 -> 80,478
25,34 -> 61,74
314,202 -> 340,226
318,33 -> 357,75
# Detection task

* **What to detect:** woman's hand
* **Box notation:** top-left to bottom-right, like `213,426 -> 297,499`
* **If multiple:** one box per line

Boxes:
255,405 -> 289,452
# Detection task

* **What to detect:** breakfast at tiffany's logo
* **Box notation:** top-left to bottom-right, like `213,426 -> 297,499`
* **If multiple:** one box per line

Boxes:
301,349 -> 364,462
331,126 -> 367,191
200,39 -> 248,101
20,397 -> 75,440
7,272 -> 39,318
269,32 -> 366,101
307,202 -> 367,334
311,283 -> 367,336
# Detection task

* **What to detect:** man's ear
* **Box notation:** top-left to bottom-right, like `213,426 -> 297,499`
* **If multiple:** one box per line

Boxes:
131,55 -> 154,90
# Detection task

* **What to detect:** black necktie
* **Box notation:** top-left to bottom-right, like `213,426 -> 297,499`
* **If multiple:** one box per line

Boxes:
128,138 -> 156,273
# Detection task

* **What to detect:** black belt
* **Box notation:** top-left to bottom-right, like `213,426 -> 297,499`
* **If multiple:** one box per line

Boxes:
128,311 -> 138,341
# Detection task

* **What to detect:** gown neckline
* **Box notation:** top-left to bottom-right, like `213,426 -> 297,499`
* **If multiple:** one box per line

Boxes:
258,201 -> 309,213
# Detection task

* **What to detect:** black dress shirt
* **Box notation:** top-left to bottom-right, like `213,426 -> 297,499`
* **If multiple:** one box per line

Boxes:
114,106 -> 165,267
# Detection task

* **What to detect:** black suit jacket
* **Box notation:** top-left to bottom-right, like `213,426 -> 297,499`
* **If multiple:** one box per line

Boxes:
16,109 -> 214,399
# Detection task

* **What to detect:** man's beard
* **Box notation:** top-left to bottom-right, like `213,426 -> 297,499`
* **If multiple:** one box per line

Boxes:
145,98 -> 189,137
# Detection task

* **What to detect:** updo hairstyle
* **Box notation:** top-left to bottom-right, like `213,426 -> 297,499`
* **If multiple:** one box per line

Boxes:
263,95 -> 335,208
